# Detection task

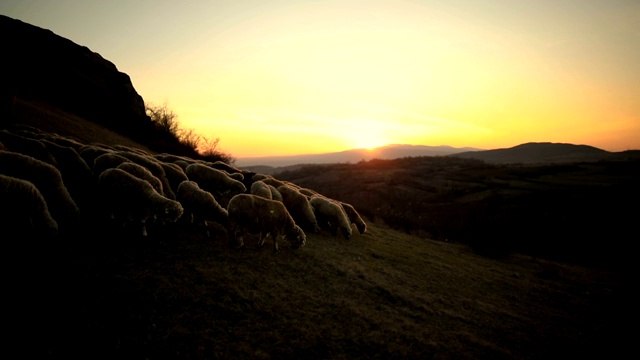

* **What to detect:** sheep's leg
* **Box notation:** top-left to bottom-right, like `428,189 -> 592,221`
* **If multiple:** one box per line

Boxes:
204,220 -> 211,238
141,220 -> 148,237
271,232 -> 279,253
258,232 -> 267,247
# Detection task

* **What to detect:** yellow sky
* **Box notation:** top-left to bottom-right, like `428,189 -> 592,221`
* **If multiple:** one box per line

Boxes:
2,0 -> 639,157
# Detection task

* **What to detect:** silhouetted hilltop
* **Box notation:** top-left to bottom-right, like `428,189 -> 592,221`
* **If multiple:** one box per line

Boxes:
0,14 -> 154,142
449,142 -> 632,164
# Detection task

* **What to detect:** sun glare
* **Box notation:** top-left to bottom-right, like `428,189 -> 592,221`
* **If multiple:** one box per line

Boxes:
346,124 -> 391,150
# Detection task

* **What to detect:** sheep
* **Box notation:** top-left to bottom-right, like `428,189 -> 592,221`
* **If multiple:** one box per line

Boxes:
97,168 -> 183,236
116,162 -> 164,196
157,161 -> 189,198
298,187 -> 319,198
260,176 -> 286,189
0,129 -> 58,166
185,163 -> 247,206
277,185 -> 320,233
206,160 -> 244,175
79,144 -> 114,170
309,196 -> 352,240
227,194 -> 306,252
339,201 -> 367,235
176,180 -> 228,237
173,159 -> 191,171
268,184 -> 283,202
40,139 -> 96,212
114,150 -> 176,200
0,174 -> 58,238
0,150 -> 80,230
250,180 -> 272,199
92,152 -> 130,176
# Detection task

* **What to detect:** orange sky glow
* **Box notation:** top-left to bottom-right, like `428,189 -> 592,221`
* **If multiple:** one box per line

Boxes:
2,0 -> 639,158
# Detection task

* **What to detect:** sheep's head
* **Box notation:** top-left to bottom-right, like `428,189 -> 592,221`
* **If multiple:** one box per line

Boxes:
287,225 -> 306,249
160,200 -> 184,222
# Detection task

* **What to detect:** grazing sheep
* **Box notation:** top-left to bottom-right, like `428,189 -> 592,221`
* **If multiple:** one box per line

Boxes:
185,163 -> 247,206
309,196 -> 352,240
0,129 -> 58,166
298,187 -> 319,198
115,150 -> 176,200
277,185 -> 320,233
227,172 -> 244,182
116,162 -> 164,196
227,194 -> 306,252
79,145 -> 114,170
339,201 -> 367,234
43,133 -> 85,151
173,159 -> 191,171
206,161 -> 244,175
176,180 -> 228,237
112,144 -> 150,155
260,176 -> 286,189
268,184 -> 283,202
0,150 -> 80,230
41,139 -> 95,211
154,153 -> 197,165
157,161 -> 189,198
92,152 -> 130,176
97,168 -> 183,236
0,174 -> 58,237
250,180 -> 272,199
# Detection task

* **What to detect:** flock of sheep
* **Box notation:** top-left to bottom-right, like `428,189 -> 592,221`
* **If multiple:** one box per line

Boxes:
0,124 -> 367,252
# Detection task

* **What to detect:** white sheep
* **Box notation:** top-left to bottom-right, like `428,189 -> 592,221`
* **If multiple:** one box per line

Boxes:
339,201 -> 367,235
185,163 -> 247,206
40,138 -> 96,211
114,150 -> 176,200
116,162 -> 164,196
78,144 -> 114,168
277,185 -> 320,233
0,150 -> 80,230
0,129 -> 58,166
227,194 -> 306,252
309,196 -> 352,240
97,168 -> 183,236
0,174 -> 58,237
250,180 -> 272,199
176,180 -> 228,237
92,151 -> 129,176
268,184 -> 283,202
158,161 -> 189,197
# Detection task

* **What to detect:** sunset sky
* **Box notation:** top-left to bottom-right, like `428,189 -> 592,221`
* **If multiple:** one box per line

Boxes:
2,0 -> 639,157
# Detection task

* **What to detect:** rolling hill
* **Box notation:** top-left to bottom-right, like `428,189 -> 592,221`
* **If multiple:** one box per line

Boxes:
450,142 -> 639,164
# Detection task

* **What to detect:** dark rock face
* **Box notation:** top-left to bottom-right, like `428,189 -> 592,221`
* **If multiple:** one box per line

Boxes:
0,14 -> 153,138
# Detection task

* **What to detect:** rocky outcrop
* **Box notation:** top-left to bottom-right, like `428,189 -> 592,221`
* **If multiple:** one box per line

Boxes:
0,14 -> 153,138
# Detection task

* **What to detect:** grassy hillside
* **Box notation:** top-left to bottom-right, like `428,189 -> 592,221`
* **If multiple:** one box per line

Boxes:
3,104 -> 633,359
13,221 -> 630,359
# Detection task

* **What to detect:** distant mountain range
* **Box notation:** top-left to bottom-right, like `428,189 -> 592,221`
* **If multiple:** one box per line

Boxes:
239,142 -> 640,174
236,144 -> 481,168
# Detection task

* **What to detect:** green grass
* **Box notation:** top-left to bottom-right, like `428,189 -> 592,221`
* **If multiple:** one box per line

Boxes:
14,221 -> 629,359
